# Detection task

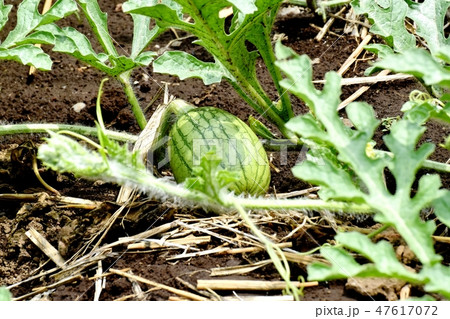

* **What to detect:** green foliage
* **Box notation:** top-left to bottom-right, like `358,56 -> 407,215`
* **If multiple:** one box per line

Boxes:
184,150 -> 241,203
352,0 -> 450,55
0,0 -> 76,70
31,0 -> 158,77
123,0 -> 295,137
308,232 -> 422,282
374,48 -> 450,88
275,41 -> 450,297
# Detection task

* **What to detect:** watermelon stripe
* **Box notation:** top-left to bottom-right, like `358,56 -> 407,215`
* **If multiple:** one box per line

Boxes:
170,121 -> 193,175
214,116 -> 248,192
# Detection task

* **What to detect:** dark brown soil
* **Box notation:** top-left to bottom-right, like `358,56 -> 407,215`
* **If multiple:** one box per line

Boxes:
0,2 -> 448,301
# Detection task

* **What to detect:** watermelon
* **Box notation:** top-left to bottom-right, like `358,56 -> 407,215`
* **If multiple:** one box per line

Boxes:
168,107 -> 270,195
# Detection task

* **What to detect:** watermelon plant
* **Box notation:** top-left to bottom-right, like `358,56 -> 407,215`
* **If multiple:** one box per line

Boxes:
274,42 -> 450,299
36,40 -> 450,297
2,0 -> 450,299
122,0 -> 299,140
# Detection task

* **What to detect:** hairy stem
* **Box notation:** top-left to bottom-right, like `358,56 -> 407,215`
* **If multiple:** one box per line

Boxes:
231,196 -> 373,213
0,123 -> 137,143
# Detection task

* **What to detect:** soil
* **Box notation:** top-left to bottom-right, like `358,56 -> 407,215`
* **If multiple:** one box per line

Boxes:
0,2 -> 449,301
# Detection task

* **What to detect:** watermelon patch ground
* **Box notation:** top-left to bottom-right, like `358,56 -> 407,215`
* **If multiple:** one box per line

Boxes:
0,1 -> 449,301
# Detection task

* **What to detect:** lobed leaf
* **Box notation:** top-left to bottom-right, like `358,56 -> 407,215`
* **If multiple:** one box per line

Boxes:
405,0 -> 450,55
308,232 -> 421,283
352,0 -> 450,55
0,45 -> 51,70
421,264 -> 450,299
373,48 -> 450,88
351,0 -> 415,52
153,51 -> 231,85
432,190 -> 450,229
32,23 -> 156,76
0,0 -> 77,49
77,0 -> 118,57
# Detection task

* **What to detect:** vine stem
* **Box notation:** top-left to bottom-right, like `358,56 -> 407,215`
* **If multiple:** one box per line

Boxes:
231,196 -> 373,213
117,71 -> 147,130
0,123 -> 137,143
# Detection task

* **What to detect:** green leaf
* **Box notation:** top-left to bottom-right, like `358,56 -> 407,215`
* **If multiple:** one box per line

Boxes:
433,190 -> 450,228
308,232 -> 421,283
402,100 -> 450,125
77,0 -> 118,57
153,51 -> 231,85
421,264 -> 450,299
33,24 -> 156,76
39,132 -> 109,178
130,13 -> 161,59
405,0 -> 450,54
351,0 -> 450,55
275,42 -> 340,115
307,246 -> 377,281
351,0 -> 415,52
0,0 -> 77,49
0,45 -> 51,70
34,24 -> 111,71
374,49 -> 450,88
336,232 -> 421,280
0,1 -> 12,32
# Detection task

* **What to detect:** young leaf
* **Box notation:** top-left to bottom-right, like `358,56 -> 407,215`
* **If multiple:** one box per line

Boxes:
402,100 -> 450,125
185,150 -> 240,202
